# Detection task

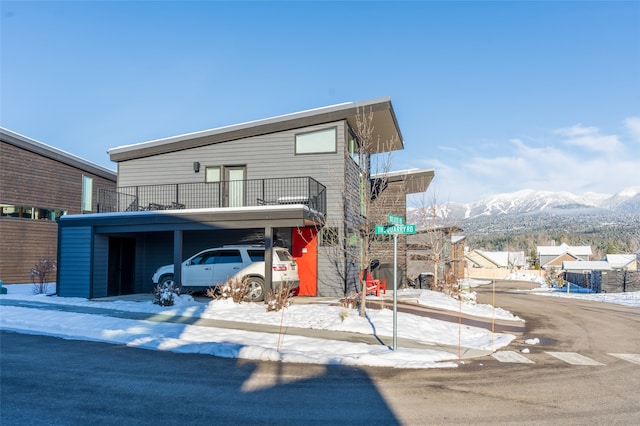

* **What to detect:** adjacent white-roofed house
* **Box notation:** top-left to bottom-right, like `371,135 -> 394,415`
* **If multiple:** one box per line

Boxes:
537,243 -> 592,269
605,254 -> 637,271
465,250 -> 526,269
562,261 -> 612,273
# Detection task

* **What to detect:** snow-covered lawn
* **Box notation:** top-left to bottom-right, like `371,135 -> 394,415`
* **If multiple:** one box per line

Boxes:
1,283 -> 517,369
3,280 -> 636,369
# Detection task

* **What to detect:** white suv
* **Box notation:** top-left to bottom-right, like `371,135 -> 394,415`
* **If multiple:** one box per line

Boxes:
151,245 -> 299,302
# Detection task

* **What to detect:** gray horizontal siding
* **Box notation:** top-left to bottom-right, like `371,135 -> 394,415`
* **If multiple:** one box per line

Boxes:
58,227 -> 92,298
118,122 -> 344,184
117,121 -> 348,224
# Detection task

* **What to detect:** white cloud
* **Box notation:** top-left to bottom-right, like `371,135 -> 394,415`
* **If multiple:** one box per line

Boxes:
408,118 -> 638,203
554,124 -> 599,138
623,116 -> 640,143
554,124 -> 621,153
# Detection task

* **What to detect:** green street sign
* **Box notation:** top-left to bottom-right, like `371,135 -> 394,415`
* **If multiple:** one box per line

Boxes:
387,213 -> 404,225
375,224 -> 417,235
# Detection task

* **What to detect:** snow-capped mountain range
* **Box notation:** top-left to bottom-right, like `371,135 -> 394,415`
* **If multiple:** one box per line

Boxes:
414,186 -> 640,221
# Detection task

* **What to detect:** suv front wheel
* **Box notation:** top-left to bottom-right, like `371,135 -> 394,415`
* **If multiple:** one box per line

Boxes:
245,276 -> 266,302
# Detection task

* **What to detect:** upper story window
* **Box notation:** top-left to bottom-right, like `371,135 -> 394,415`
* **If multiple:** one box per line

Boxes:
295,127 -> 337,154
82,175 -> 93,212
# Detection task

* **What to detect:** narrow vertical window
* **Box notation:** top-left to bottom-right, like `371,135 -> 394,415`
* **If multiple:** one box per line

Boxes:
348,130 -> 360,166
82,175 -> 93,212
359,173 -> 367,216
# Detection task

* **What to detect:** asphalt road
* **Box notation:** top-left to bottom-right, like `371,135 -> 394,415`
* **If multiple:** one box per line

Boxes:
2,280 -> 639,425
366,280 -> 640,424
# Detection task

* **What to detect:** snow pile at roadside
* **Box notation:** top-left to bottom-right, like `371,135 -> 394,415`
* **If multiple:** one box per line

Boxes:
535,290 -> 640,307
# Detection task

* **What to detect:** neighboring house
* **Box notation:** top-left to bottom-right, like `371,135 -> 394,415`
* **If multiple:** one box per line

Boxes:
369,168 -> 435,285
0,128 -> 117,284
605,254 -> 637,271
450,235 -> 466,281
537,243 -> 592,270
562,261 -> 612,274
466,250 -> 526,270
406,227 -> 464,286
56,97 -> 430,298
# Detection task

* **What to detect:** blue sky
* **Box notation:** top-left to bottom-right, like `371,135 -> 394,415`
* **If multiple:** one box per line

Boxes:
1,1 -> 639,203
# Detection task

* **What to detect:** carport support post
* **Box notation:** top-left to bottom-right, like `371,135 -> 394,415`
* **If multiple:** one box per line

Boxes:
173,230 -> 183,287
264,227 -> 273,294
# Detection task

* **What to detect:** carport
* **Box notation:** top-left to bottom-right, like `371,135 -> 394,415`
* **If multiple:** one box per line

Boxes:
56,205 -> 323,298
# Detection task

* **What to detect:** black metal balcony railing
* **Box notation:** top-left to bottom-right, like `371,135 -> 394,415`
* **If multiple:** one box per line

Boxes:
96,177 -> 326,216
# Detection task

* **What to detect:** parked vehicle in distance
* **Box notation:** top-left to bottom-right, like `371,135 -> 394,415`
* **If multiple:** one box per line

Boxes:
151,245 -> 299,302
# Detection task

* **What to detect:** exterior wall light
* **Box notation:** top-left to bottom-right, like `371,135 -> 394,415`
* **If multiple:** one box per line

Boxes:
193,162 -> 200,173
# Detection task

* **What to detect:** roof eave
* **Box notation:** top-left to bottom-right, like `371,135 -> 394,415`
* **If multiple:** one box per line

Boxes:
108,97 -> 404,162
1,127 -> 117,181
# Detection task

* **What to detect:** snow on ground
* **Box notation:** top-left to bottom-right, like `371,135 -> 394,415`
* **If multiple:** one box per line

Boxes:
1,283 -> 517,369
4,279 -> 636,369
532,288 -> 640,307
503,272 -> 640,308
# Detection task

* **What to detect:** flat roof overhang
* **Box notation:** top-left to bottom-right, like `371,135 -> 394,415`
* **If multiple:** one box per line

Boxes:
59,205 -> 324,233
377,168 -> 436,194
108,97 -> 404,162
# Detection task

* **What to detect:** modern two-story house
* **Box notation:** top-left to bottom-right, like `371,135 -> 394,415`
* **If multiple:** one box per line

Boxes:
56,97 -> 433,298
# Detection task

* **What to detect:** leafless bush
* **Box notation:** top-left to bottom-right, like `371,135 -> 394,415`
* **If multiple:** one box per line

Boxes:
30,257 -> 56,294
207,278 -> 251,303
265,283 -> 291,312
153,282 -> 180,306
339,292 -> 360,310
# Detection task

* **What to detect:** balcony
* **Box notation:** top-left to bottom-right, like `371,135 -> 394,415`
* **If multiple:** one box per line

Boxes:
96,177 -> 326,216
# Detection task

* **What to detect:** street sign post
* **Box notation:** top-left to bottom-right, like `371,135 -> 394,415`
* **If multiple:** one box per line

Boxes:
374,215 -> 417,350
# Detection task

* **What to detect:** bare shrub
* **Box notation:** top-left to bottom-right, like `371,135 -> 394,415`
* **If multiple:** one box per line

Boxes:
339,292 -> 360,310
265,283 -> 291,312
153,282 -> 180,306
30,257 -> 56,294
340,307 -> 350,322
207,278 -> 251,303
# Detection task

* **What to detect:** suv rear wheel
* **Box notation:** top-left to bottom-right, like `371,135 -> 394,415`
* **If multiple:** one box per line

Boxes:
245,277 -> 265,302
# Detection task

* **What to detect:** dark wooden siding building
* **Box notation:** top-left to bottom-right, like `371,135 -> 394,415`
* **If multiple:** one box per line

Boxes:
0,128 -> 117,283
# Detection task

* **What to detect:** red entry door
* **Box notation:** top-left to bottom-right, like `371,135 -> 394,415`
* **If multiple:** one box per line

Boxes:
292,227 -> 317,296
